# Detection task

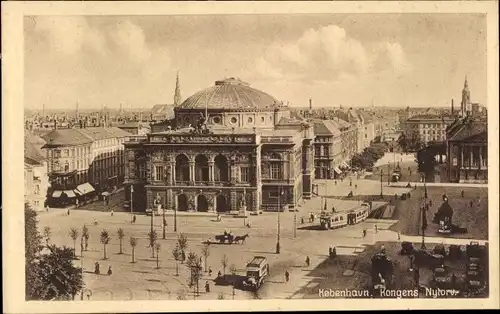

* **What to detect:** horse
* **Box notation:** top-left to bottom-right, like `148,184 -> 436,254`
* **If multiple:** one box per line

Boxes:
234,234 -> 249,244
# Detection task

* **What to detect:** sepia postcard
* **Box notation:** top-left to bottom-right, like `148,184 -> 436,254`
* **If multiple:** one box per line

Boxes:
2,1 -> 499,312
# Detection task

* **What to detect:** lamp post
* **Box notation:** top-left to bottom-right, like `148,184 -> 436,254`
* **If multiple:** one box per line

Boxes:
162,198 -> 166,240
174,190 -> 181,232
380,169 -> 384,197
421,177 -> 428,250
276,186 -> 282,254
130,184 -> 134,223
80,235 -> 84,300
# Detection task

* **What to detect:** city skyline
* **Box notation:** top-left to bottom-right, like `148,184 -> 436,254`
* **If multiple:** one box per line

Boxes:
25,14 -> 487,110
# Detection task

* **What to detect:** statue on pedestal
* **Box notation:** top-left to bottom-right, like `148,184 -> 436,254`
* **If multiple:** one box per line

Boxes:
188,196 -> 196,211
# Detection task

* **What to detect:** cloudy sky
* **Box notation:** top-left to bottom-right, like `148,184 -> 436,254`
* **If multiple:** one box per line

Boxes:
24,14 -> 486,110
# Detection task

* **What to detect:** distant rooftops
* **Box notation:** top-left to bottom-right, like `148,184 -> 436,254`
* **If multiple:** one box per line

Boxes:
42,127 -> 132,147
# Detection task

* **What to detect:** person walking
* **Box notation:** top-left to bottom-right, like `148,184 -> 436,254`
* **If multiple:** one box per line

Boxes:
67,209 -> 71,216
111,209 -> 114,216
107,266 -> 113,276
285,270 -> 290,283
363,229 -> 367,238
375,225 -> 378,233
132,215 -> 136,224
205,281 -> 210,293
94,262 -> 100,275
397,231 -> 401,241
208,267 -> 213,276
305,256 -> 310,267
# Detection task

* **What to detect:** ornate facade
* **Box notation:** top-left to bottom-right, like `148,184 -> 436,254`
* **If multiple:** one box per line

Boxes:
124,78 -> 314,213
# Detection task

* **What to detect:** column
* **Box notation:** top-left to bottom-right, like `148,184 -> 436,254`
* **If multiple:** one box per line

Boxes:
189,161 -> 195,183
171,161 -> 176,185
460,146 -> 464,168
208,161 -> 215,182
194,195 -> 198,212
212,195 -> 217,213
469,145 -> 473,168
167,189 -> 173,211
478,146 -> 482,170
230,190 -> 237,211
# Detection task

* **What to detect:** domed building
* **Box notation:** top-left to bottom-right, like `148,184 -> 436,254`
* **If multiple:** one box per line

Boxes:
124,77 -> 315,214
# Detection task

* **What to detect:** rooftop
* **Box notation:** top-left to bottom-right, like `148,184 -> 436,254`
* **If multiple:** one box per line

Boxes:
179,78 -> 281,110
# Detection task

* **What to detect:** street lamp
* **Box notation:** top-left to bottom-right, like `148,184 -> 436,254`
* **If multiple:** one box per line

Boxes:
162,196 -> 166,240
276,186 -> 283,254
174,190 -> 182,232
130,184 -> 134,223
380,169 -> 384,197
420,177 -> 428,250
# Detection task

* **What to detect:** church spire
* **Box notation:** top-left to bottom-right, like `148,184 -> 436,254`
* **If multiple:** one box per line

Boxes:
174,71 -> 182,106
464,75 -> 469,88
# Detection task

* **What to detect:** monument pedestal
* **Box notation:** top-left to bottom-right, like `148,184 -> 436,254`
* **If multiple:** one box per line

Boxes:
238,205 -> 247,217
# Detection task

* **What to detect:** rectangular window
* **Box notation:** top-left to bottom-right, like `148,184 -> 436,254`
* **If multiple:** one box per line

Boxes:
270,163 -> 282,179
240,166 -> 249,182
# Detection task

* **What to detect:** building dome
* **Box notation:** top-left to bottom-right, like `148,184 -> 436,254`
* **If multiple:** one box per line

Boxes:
179,78 -> 279,110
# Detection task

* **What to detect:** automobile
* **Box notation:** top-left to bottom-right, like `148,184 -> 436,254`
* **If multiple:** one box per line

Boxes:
241,256 -> 269,291
432,267 -> 452,288
400,241 -> 415,255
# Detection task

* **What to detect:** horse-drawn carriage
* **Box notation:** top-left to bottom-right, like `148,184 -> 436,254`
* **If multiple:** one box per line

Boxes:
213,231 -> 249,244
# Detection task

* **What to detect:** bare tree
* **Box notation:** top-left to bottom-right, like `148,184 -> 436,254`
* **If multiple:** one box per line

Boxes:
221,254 -> 228,276
201,244 -> 210,272
82,225 -> 89,251
100,229 -> 110,260
117,228 -> 125,254
129,237 -> 138,263
172,245 -> 182,276
148,230 -> 158,258
43,226 -> 51,246
177,233 -> 188,263
186,252 -> 202,297
154,243 -> 161,269
69,228 -> 79,258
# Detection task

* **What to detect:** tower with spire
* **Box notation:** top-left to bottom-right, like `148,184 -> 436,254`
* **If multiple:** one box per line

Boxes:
461,75 -> 471,117
174,71 -> 182,107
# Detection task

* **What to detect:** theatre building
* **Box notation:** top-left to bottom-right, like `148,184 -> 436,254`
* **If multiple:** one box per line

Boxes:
123,78 -> 315,213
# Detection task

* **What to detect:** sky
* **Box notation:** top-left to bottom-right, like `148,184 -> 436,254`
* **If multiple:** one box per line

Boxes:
24,14 -> 487,110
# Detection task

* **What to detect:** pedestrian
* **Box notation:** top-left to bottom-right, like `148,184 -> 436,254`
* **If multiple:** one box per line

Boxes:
397,232 -> 401,240
381,244 -> 386,254
85,240 -> 88,251
76,199 -> 79,208
86,290 -> 92,300
132,215 -> 136,223
205,281 -> 210,293
331,206 -> 336,213
80,241 -> 84,254
107,266 -> 112,276
334,180 -> 337,186
67,209 -> 71,216
301,217 -> 304,224
45,205 -> 49,212
285,270 -> 290,282
461,190 -> 465,197
375,225 -> 378,233
363,229 -> 367,238
94,262 -> 100,275
217,270 -> 222,278
209,267 -> 213,276
111,209 -> 114,216
305,256 -> 310,267
470,200 -> 473,208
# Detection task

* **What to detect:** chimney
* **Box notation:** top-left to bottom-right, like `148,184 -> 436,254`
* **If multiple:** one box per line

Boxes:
451,99 -> 454,115
309,98 -> 312,110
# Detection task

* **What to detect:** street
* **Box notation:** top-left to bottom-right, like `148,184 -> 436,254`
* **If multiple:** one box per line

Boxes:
37,154 -> 488,300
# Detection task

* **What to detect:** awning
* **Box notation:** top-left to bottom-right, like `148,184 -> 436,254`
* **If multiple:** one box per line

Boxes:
334,167 -> 342,174
52,190 -> 62,198
101,191 -> 110,196
76,183 -> 95,195
63,190 -> 77,198
74,189 -> 82,196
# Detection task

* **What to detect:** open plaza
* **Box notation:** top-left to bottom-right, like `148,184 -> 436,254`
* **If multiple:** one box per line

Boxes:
37,153 -> 489,300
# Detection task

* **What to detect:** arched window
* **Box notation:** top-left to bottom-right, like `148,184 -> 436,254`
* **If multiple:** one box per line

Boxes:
214,155 -> 229,182
175,155 -> 190,182
195,155 -> 209,181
